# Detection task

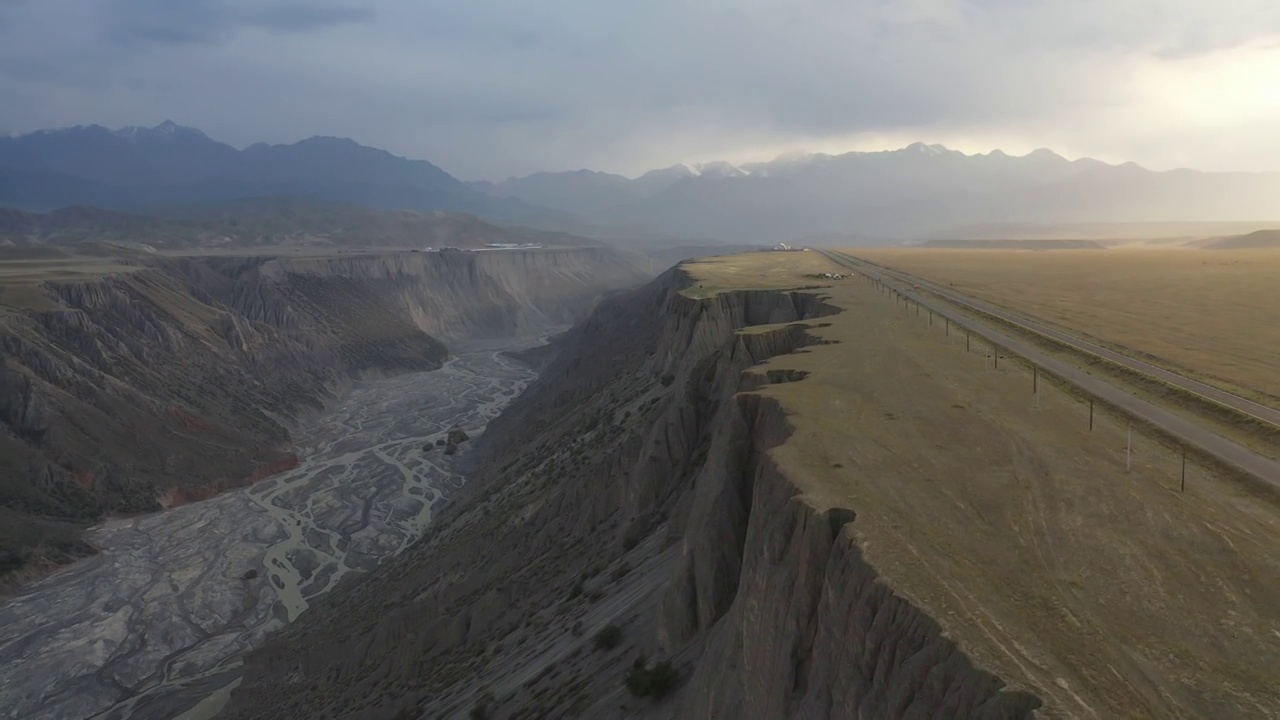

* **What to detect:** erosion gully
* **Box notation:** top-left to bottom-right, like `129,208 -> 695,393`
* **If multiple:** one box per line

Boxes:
0,347 -> 538,720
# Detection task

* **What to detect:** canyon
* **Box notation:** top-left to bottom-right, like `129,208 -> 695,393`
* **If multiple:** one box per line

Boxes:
220,251 -> 1278,720
0,243 -> 647,718
0,350 -> 535,720
4,245 -> 1276,720
0,246 -> 643,581
219,263 -> 1039,719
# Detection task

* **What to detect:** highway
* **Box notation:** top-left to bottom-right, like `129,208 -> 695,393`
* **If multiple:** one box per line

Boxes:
820,249 -> 1280,491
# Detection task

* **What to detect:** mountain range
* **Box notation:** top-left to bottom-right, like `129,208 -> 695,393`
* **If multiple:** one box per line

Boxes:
0,197 -> 601,258
5,123 -> 1280,243
0,121 -> 564,227
477,143 -> 1280,241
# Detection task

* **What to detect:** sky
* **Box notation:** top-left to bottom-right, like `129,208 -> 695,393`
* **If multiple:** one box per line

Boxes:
2,0 -> 1280,180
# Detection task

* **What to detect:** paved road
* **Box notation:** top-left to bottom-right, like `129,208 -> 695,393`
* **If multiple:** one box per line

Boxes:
840,253 -> 1280,430
821,250 -> 1280,491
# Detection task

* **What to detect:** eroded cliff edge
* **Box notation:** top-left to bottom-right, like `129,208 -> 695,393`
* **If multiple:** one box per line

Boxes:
0,247 -> 643,582
221,267 -> 1038,719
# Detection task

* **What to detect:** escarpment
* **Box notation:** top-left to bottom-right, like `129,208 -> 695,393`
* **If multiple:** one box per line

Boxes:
221,268 -> 1035,720
0,248 -> 643,580
664,391 -> 1039,719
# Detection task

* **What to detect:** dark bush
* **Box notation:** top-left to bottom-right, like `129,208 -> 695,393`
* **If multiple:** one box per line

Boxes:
625,657 -> 678,699
593,624 -> 623,651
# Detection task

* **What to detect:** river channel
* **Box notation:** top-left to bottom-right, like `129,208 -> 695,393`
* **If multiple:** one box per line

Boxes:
0,349 -> 537,720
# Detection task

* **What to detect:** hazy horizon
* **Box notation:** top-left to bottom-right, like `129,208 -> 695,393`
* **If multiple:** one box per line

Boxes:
0,121 -> 1136,182
3,1 -> 1280,180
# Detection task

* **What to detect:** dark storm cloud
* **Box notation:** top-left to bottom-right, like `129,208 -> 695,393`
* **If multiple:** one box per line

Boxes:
1,0 -> 1280,177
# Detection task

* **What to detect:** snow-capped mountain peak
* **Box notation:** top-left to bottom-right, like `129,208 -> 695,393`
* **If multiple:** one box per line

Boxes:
904,142 -> 951,156
114,120 -> 208,143
688,160 -> 749,178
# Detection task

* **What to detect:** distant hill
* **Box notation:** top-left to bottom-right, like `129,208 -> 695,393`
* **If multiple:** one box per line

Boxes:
920,239 -> 1107,250
13,124 -> 1280,244
1201,229 -> 1280,249
0,198 -> 600,253
936,220 -> 1280,241
476,144 -> 1280,242
0,122 -> 565,228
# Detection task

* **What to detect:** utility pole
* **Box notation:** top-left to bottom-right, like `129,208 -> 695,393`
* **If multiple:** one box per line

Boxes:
1181,449 -> 1187,492
1126,424 -> 1132,473
1089,401 -> 1094,431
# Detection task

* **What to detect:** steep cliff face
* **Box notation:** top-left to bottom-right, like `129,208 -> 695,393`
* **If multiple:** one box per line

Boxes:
662,391 -> 1038,719
221,269 -> 1034,719
0,248 -> 644,580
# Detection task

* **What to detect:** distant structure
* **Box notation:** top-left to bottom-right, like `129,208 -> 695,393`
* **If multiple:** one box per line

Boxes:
483,242 -> 543,250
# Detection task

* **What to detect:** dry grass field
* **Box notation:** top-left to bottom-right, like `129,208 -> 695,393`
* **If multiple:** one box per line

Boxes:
0,258 -> 140,312
853,247 -> 1280,403
678,250 -> 837,298
684,251 -> 1280,718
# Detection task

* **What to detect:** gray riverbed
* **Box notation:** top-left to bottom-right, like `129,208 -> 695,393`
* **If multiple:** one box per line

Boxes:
0,349 -> 537,720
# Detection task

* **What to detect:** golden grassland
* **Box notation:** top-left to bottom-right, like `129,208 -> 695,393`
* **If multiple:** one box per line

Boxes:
682,251 -> 1280,717
678,250 -> 837,298
852,247 -> 1280,403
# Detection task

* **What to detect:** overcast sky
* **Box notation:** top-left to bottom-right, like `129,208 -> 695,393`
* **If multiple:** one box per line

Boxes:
2,0 -> 1279,180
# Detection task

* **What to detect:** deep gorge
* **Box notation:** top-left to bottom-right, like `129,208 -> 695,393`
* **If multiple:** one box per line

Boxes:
0,247 -> 643,582
218,269 -> 1038,719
